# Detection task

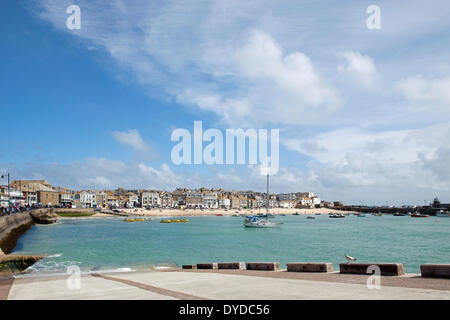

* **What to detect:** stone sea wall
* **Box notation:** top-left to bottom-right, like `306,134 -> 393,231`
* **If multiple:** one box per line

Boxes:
0,212 -> 34,254
0,209 -> 58,276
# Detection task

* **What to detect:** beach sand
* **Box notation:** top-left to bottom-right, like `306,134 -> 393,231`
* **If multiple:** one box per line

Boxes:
94,207 -> 357,218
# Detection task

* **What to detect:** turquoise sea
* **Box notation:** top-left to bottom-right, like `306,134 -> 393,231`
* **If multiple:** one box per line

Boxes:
12,214 -> 450,274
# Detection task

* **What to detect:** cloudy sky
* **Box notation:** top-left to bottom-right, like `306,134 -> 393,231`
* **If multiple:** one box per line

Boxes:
1,0 -> 450,205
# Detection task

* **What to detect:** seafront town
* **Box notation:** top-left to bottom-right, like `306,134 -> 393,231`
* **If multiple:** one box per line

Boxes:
2,178 -> 450,217
0,179 -> 335,213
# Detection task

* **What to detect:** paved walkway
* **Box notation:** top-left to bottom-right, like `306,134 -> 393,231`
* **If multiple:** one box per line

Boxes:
3,270 -> 450,300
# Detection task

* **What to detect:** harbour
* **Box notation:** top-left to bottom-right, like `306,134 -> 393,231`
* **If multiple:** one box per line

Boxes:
8,213 -> 450,275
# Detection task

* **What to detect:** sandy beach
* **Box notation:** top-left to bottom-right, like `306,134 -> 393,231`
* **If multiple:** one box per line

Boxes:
94,207 -> 357,218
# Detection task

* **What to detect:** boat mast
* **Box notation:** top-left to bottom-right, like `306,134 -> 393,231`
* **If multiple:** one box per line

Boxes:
266,173 -> 269,216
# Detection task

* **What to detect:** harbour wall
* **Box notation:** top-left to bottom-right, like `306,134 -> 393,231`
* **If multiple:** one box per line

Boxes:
0,209 -> 57,254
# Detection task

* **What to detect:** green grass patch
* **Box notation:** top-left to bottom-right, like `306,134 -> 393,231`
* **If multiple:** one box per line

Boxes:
56,212 -> 95,217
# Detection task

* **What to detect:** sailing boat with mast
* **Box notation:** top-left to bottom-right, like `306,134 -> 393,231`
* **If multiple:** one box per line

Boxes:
244,174 -> 281,228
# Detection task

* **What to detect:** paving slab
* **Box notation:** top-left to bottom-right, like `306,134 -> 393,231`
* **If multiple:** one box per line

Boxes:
8,273 -> 177,300
109,270 -> 450,300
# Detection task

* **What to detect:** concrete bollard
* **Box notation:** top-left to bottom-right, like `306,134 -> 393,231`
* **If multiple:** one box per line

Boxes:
182,265 -> 196,269
218,262 -> 246,270
196,263 -> 218,269
420,264 -> 450,278
287,262 -> 334,273
339,263 -> 405,276
246,262 -> 281,271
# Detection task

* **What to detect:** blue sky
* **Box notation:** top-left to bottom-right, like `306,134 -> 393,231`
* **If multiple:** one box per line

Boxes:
1,0 -> 450,205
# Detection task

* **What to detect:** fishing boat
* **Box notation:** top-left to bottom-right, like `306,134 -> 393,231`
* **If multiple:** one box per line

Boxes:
244,174 -> 281,228
411,213 -> 430,218
436,210 -> 450,217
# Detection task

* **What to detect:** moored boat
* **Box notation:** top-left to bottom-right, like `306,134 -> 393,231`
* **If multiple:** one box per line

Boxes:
329,213 -> 345,218
244,216 -> 281,228
436,210 -> 450,217
411,213 -> 430,218
244,174 -> 281,228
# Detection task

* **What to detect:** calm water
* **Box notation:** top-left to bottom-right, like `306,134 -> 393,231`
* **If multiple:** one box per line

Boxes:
12,214 -> 450,274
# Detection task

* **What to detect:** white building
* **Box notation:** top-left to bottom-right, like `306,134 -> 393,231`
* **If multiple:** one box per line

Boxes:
141,191 -> 161,207
280,199 -> 296,209
76,191 -> 96,208
60,193 -> 72,205
218,196 -> 230,209
298,197 -> 313,208
312,197 -> 321,206
202,192 -> 218,209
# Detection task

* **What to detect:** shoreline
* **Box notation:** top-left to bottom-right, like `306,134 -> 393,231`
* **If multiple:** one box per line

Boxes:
93,207 -> 357,218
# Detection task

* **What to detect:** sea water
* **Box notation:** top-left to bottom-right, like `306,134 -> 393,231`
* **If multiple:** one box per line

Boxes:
11,215 -> 450,274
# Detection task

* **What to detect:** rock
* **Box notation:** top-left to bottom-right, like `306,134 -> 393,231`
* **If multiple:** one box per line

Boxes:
0,254 -> 46,276
0,248 -> 4,256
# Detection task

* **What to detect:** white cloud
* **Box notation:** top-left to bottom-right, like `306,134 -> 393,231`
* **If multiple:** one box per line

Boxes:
26,0 -> 450,204
338,51 -> 377,87
111,129 -> 149,152
180,30 -> 339,126
398,76 -> 450,107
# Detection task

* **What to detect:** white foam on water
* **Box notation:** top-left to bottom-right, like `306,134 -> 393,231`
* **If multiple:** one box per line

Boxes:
89,267 -> 135,274
47,253 -> 62,258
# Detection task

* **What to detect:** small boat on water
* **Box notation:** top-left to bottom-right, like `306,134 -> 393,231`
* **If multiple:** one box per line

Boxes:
436,210 -> 450,217
160,219 -> 189,223
292,212 -> 300,216
244,216 -> 281,228
329,213 -> 345,218
306,216 -> 315,219
123,218 -> 149,222
244,174 -> 281,228
411,213 -> 429,218
216,213 -> 223,216
357,214 -> 366,217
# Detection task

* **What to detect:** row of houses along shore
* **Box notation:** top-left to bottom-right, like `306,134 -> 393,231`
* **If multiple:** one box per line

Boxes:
0,179 -> 343,210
